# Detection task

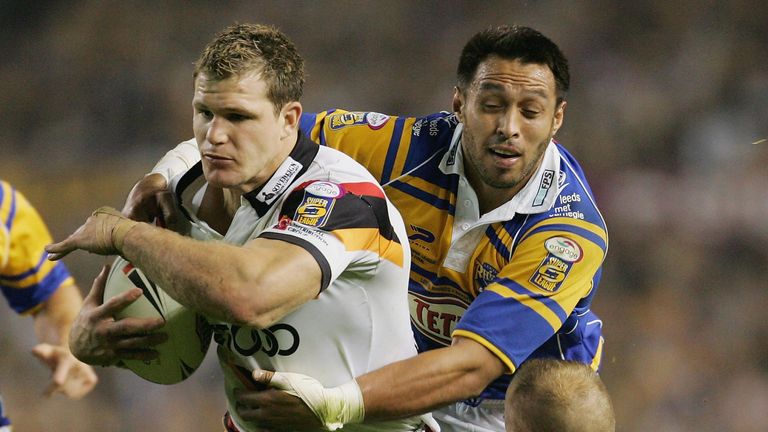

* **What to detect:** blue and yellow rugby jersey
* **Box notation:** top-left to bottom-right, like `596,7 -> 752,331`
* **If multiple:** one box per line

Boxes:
0,180 -> 74,314
299,110 -> 608,402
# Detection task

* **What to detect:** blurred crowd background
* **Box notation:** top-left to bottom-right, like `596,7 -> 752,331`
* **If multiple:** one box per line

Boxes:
2,1 -> 766,431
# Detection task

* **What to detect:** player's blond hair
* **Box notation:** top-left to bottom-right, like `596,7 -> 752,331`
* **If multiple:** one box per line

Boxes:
505,359 -> 615,432
194,23 -> 305,114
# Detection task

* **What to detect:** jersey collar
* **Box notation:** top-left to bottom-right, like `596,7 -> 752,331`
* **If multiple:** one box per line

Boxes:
439,124 -> 563,217
173,131 -> 319,218
241,132 -> 319,216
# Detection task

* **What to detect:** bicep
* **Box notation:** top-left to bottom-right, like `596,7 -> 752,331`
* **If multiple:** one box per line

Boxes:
241,237 -> 323,323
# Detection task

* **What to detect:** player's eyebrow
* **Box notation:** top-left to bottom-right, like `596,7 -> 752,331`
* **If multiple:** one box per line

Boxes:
477,81 -> 549,99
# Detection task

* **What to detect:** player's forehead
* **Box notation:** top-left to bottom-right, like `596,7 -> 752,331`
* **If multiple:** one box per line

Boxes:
193,72 -> 270,108
470,56 -> 556,99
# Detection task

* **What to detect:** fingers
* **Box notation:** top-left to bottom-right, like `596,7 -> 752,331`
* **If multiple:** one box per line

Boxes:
31,343 -> 57,370
156,190 -> 189,234
107,324 -> 168,345
255,369 -> 297,394
98,286 -> 144,317
45,240 -> 73,261
122,173 -> 168,222
234,386 -> 320,429
47,355 -> 99,400
51,351 -> 74,386
46,221 -> 89,260
253,369 -> 275,386
84,265 -> 111,305
31,342 -> 54,359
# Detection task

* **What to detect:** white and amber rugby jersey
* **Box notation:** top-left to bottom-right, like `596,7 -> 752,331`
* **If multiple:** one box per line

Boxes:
169,134 -> 423,432
155,109 -> 608,404
298,110 -> 608,403
0,180 -> 74,314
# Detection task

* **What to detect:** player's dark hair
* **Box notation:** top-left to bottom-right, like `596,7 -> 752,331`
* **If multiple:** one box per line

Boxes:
457,25 -> 570,105
194,23 -> 305,114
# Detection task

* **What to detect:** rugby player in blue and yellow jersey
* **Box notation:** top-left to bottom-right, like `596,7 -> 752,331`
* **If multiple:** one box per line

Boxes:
100,25 -> 609,431
0,180 -> 97,430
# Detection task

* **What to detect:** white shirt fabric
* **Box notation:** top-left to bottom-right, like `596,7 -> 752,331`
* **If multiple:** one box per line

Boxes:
169,135 -> 424,432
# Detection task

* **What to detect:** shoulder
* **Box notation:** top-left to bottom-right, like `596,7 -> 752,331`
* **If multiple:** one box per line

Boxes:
0,181 -> 44,231
548,144 -> 606,229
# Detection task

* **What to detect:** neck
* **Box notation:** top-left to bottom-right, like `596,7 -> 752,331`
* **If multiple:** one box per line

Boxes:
463,161 -> 525,215
473,179 -> 522,216
197,185 -> 240,235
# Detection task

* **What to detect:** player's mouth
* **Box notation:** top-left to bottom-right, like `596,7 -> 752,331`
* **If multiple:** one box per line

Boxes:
203,153 -> 234,164
488,147 -> 521,167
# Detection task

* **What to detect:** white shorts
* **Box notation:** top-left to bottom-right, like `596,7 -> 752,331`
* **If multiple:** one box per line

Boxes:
432,400 -> 505,432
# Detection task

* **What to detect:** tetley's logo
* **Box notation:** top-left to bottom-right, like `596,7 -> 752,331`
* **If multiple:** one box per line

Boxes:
409,292 -> 468,346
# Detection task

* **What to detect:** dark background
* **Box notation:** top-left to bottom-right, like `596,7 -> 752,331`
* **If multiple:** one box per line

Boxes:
2,1 -> 767,430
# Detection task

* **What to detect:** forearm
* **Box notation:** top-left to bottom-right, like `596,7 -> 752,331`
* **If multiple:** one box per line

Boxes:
120,222 -> 255,323
33,282 -> 83,346
357,339 -> 505,421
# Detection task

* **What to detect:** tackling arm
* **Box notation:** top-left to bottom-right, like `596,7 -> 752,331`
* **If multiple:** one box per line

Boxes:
357,336 -> 506,421
241,336 -> 506,429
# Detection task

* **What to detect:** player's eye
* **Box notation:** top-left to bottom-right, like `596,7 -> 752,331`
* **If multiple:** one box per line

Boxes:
227,113 -> 249,122
197,109 -> 213,120
482,101 -> 503,111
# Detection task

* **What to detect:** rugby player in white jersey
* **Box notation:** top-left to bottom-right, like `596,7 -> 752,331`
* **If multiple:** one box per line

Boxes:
47,23 -> 432,432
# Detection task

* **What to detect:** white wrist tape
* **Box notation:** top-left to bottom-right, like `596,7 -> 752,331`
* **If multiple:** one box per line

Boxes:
268,372 -> 365,430
150,139 -> 200,182
322,380 -> 365,430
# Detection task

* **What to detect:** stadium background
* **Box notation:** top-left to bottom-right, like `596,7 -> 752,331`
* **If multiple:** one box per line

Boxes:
2,1 -> 766,430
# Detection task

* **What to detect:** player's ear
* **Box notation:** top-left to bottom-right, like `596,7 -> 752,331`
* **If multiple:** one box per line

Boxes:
280,101 -> 302,138
452,86 -> 465,122
552,100 -> 566,136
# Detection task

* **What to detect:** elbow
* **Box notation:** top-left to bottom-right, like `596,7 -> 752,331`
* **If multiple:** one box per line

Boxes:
217,281 -> 280,329
228,307 -> 281,329
463,370 -> 497,398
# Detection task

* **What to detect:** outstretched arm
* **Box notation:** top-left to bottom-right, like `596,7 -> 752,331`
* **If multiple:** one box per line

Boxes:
236,336 -> 505,429
357,337 -> 505,420
31,279 -> 99,399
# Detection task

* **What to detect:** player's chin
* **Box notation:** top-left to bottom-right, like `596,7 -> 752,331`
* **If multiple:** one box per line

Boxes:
204,171 -> 240,189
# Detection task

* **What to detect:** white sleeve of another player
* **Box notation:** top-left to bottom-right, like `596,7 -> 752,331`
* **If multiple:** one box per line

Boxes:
150,138 -> 201,182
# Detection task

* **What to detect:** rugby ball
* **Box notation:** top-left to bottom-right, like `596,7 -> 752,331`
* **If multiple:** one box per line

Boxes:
105,256 -> 212,384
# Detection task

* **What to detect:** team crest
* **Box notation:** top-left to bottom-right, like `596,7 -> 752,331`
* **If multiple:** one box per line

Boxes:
474,262 -> 499,292
529,237 -> 582,292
